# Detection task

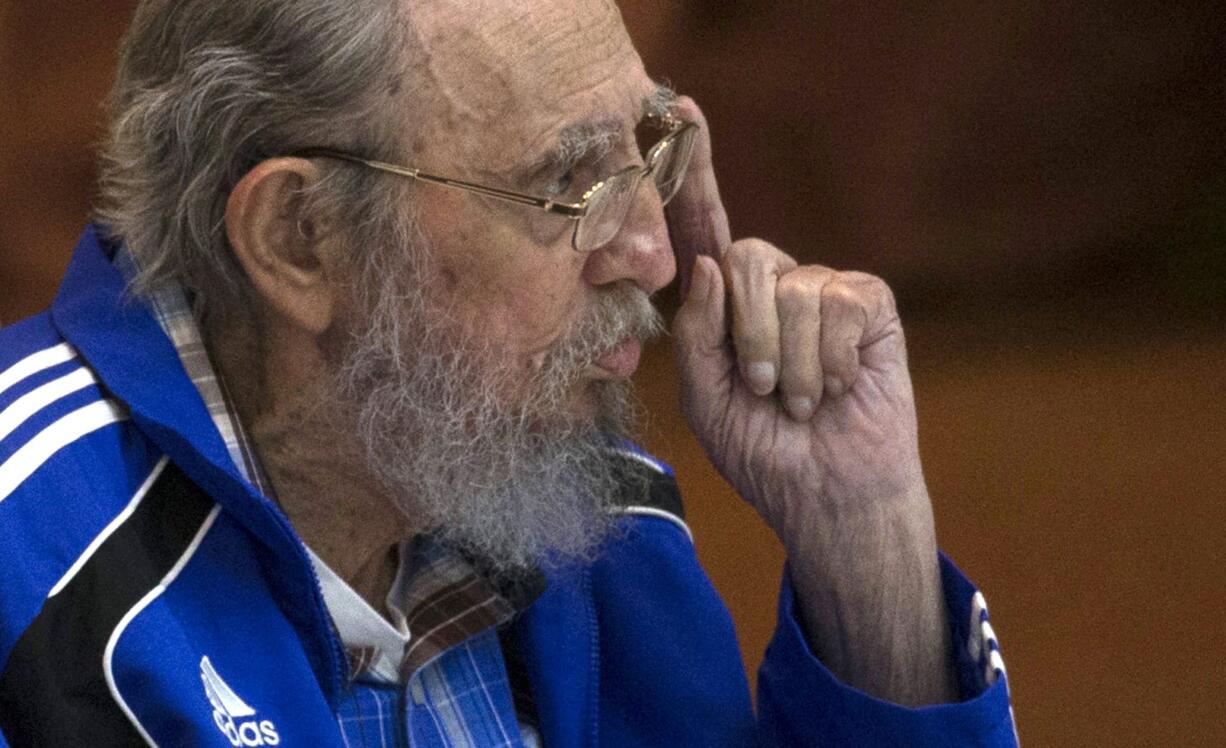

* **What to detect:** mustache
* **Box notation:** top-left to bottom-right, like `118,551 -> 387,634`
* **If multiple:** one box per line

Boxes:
539,283 -> 664,379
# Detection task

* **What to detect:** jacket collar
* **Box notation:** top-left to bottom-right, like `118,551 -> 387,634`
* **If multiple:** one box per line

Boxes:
49,224 -> 348,704
50,225 -> 240,484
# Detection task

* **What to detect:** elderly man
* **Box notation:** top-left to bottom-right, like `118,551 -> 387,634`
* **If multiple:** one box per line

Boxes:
0,0 -> 1016,745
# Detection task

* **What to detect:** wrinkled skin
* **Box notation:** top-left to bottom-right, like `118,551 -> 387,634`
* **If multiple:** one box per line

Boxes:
224,0 -> 956,708
668,99 -> 954,705
403,0 -> 674,409
399,1 -> 957,704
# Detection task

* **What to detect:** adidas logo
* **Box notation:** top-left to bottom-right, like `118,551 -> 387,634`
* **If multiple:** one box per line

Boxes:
201,656 -> 281,746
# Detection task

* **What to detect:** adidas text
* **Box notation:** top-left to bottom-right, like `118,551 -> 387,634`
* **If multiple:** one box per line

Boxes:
201,656 -> 281,746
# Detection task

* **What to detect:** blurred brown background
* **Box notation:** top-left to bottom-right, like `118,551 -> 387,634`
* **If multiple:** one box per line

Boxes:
2,2 -> 1224,745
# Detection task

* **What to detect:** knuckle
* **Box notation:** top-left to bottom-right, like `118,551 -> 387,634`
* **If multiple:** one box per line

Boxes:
739,237 -> 776,256
842,270 -> 883,286
823,292 -> 865,331
846,271 -> 896,305
725,238 -> 806,283
776,286 -> 806,315
727,237 -> 785,267
723,239 -> 753,266
822,280 -> 860,309
776,273 -> 823,312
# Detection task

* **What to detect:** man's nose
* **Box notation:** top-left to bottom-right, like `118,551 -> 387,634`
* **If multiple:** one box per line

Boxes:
581,182 -> 677,294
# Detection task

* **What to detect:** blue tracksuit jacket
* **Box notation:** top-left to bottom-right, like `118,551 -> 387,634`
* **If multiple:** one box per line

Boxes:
0,226 -> 1018,745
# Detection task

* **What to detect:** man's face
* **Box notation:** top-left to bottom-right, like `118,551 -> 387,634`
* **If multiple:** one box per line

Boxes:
397,0 -> 677,414
328,0 -> 675,570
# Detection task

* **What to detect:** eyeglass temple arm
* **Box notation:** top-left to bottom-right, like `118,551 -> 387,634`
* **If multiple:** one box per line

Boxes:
288,148 -> 586,218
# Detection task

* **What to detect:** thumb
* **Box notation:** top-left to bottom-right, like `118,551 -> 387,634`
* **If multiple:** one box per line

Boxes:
673,255 -> 732,414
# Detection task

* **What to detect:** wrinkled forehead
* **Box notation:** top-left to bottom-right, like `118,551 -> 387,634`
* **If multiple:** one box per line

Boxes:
404,0 -> 657,170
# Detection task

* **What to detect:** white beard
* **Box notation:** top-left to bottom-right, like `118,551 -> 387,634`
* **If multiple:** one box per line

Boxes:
332,241 -> 664,573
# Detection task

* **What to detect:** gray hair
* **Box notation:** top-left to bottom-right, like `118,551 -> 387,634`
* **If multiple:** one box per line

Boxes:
96,0 -> 411,317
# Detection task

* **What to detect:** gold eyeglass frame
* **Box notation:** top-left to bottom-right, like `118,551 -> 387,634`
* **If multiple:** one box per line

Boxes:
287,114 -> 698,252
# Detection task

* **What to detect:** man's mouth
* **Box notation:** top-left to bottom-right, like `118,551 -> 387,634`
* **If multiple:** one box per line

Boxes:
591,337 -> 642,378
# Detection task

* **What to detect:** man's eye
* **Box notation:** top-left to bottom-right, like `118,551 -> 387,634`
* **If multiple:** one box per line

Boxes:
547,169 -> 575,197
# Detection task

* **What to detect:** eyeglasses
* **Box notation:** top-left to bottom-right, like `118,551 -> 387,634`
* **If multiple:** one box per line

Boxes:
288,115 -> 698,252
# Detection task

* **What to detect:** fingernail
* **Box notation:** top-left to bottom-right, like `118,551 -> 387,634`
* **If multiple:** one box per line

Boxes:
786,396 -> 814,421
746,362 -> 776,395
824,376 -> 845,397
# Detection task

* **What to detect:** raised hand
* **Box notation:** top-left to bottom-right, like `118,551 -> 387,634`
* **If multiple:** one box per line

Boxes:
667,96 -> 956,705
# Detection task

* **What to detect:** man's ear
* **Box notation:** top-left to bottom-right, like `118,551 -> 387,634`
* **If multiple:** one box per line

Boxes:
225,158 -> 337,335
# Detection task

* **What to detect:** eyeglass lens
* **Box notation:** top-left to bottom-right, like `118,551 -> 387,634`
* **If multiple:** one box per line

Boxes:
652,127 -> 696,204
575,169 -> 641,251
575,125 -> 697,251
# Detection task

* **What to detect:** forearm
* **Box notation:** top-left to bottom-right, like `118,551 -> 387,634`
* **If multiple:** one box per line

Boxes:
785,489 -> 958,707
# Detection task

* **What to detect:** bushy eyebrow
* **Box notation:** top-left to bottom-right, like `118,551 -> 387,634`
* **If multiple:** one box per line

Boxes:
552,119 -> 623,171
643,82 -> 678,119
527,83 -> 680,180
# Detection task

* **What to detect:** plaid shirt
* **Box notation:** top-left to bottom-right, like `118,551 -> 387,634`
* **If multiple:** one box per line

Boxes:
125,253 -> 541,747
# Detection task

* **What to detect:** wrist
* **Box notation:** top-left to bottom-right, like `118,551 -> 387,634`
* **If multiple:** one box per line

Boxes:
777,479 -> 934,566
787,505 -> 954,705
780,485 -> 955,705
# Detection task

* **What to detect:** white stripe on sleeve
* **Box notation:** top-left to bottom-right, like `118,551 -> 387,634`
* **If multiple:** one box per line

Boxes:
968,591 -> 988,660
0,400 -> 128,503
0,343 -> 77,399
0,367 -> 98,443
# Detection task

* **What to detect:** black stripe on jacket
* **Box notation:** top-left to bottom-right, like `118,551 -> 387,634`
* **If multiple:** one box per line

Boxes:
609,451 -> 685,520
0,461 -> 214,747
